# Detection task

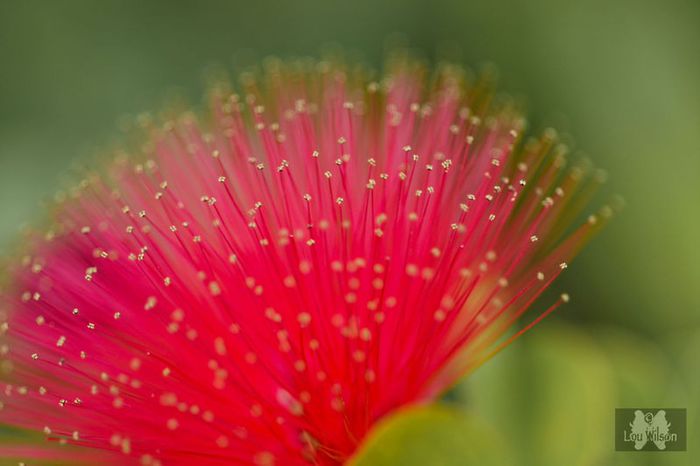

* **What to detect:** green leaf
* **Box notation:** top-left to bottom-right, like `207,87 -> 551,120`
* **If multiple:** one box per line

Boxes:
459,323 -> 616,466
349,404 -> 510,466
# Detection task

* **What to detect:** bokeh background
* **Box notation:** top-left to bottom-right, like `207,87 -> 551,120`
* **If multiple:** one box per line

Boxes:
0,0 -> 698,465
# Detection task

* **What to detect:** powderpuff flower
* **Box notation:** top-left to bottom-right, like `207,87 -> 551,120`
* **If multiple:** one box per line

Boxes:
0,57 -> 613,465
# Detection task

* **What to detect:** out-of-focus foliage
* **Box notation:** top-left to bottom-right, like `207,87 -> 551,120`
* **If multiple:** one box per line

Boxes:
350,405 -> 509,466
461,323 -> 695,465
461,324 -> 616,466
1,0 -> 698,464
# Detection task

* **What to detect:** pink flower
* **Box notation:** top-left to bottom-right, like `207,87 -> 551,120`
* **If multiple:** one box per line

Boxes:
0,58 -> 611,465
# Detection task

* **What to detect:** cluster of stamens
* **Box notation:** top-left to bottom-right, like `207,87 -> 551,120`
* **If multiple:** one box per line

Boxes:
0,57 -> 614,465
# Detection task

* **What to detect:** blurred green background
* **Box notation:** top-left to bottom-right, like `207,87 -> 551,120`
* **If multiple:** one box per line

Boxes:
0,0 -> 698,464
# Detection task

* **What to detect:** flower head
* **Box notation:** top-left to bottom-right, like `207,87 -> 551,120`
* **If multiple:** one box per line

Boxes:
0,57 -> 612,465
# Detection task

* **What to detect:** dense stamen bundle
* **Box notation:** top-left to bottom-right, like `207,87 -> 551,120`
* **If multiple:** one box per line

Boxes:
0,58 -> 612,465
